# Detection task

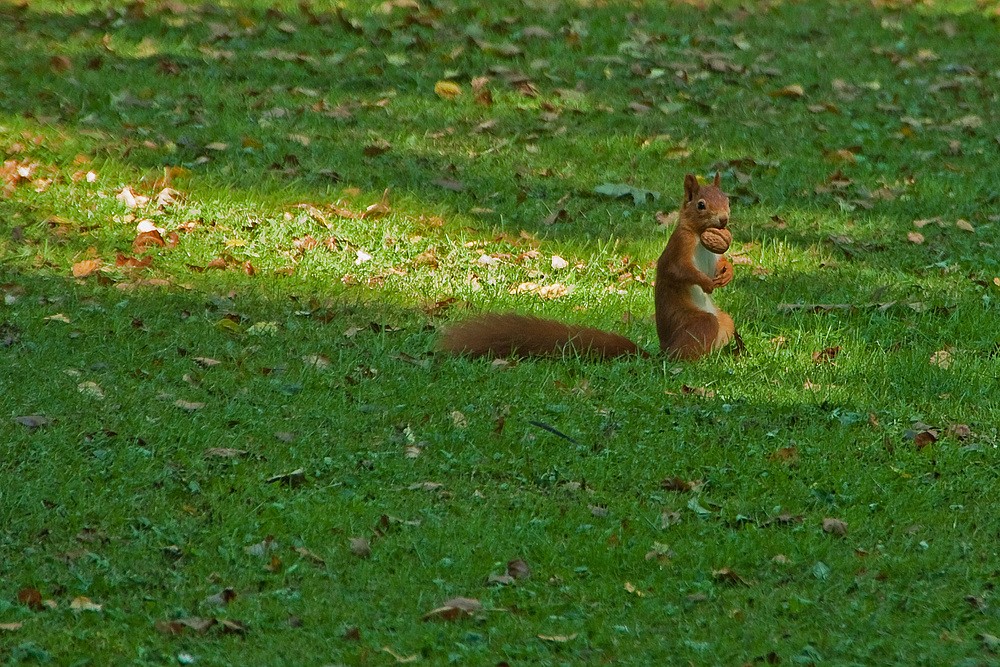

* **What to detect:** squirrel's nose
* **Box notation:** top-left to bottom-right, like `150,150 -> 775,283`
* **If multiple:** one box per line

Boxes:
718,216 -> 729,228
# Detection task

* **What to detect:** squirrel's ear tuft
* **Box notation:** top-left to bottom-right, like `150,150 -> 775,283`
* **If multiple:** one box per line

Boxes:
713,171 -> 721,187
683,174 -> 698,202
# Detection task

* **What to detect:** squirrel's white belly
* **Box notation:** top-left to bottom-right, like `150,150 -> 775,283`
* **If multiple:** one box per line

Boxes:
689,243 -> 720,314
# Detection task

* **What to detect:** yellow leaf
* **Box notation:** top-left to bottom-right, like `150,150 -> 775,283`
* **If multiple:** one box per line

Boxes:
770,84 -> 804,98
434,81 -> 462,99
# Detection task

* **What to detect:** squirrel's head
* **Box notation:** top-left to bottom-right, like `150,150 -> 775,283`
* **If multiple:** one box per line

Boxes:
682,172 -> 730,231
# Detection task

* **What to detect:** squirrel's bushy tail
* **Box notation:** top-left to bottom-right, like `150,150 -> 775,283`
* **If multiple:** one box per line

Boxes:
438,313 -> 649,359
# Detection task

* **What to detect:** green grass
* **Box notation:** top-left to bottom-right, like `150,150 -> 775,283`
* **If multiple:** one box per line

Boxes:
2,0 -> 1000,664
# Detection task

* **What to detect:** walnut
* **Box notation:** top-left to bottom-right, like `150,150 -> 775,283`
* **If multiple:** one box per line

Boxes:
700,227 -> 732,254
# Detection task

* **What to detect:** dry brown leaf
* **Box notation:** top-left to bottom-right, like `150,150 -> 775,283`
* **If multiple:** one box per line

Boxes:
0,622 -> 23,632
507,558 -> 531,580
770,84 -> 804,98
812,346 -> 841,363
362,188 -> 391,220
174,400 -> 205,411
424,597 -> 482,621
929,349 -> 952,369
434,81 -> 462,99
349,537 -> 371,559
17,587 -> 43,610
382,647 -> 419,663
204,447 -> 247,458
72,259 -> 102,278
822,517 -> 848,536
907,231 -> 925,244
69,596 -> 102,612
768,446 -> 800,465
538,633 -> 578,643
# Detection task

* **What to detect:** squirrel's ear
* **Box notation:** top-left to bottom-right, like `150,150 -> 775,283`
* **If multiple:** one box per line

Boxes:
713,171 -> 721,187
683,174 -> 698,202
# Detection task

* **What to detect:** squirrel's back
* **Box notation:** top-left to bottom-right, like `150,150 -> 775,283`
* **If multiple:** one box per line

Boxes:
438,313 -> 648,359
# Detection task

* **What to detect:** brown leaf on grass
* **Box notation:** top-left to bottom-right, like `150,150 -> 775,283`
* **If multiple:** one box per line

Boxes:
434,80 -> 462,99
507,558 -> 531,580
770,84 -> 804,98
946,424 -> 971,440
822,517 -> 848,536
174,400 -> 205,411
361,188 -> 391,220
362,139 -> 391,157
768,446 -> 800,465
204,447 -> 247,458
116,253 -> 152,269
68,258 -> 104,281
956,219 -> 975,232
913,430 -> 938,450
538,633 -> 578,643
203,588 -> 236,607
812,346 -> 841,363
929,349 -> 952,369
382,647 -> 418,663
17,587 -> 43,611
245,536 -> 277,558
680,385 -> 715,398
266,468 -> 305,486
178,617 -> 217,633
14,415 -> 53,430
69,596 -> 102,612
349,537 -> 371,559
293,546 -> 327,567
660,477 -> 692,492
243,260 -> 256,276
423,597 -> 482,621
712,568 -> 752,586
907,231 -> 925,244
0,622 -> 23,632
133,230 -> 165,253
116,186 -> 148,209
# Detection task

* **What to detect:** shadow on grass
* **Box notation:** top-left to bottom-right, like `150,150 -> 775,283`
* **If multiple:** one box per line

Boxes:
2,0 -> 998,320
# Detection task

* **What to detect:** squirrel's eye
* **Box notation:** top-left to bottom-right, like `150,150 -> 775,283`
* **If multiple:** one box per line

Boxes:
697,200 -> 706,210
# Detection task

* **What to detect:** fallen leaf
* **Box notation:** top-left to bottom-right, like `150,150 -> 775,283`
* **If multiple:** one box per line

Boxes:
822,517 -> 848,536
266,468 -> 305,486
77,381 -> 104,400
713,568 -> 752,586
17,587 -> 43,610
69,596 -> 102,612
434,81 -> 462,99
538,633 -> 578,643
204,447 -> 247,458
770,84 -> 805,98
660,477 -> 692,492
361,188 -> 391,220
423,597 -> 482,621
956,219 -> 975,232
768,446 -> 800,465
202,589 -> 236,607
72,259 -> 102,278
929,349 -> 952,369
507,558 -> 531,580
14,415 -> 53,430
382,647 -> 419,663
812,346 -> 841,363
913,430 -> 938,449
174,400 -> 205,411
349,537 -> 371,559
0,622 -> 23,632
907,231 -> 925,244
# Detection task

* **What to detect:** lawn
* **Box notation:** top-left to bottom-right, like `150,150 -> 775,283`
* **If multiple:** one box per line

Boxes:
2,0 -> 1000,664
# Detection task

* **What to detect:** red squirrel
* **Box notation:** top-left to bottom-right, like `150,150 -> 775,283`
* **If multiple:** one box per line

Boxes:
439,173 -> 737,360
